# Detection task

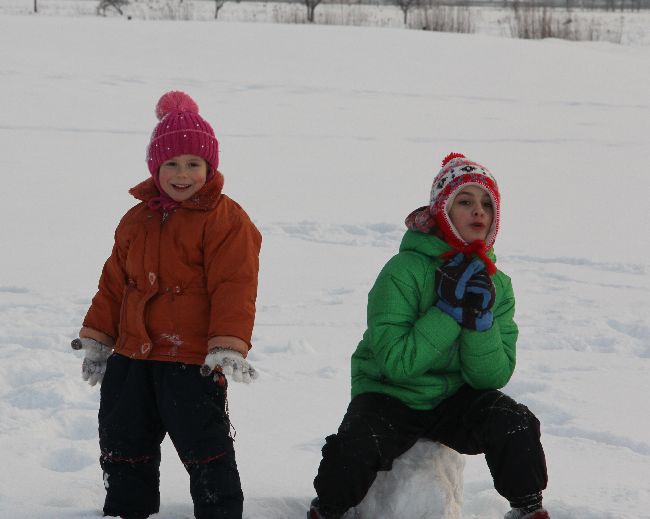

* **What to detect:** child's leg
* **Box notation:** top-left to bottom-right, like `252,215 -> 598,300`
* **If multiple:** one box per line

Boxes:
155,364 -> 243,519
425,385 -> 548,506
99,354 -> 165,518
313,393 -> 429,517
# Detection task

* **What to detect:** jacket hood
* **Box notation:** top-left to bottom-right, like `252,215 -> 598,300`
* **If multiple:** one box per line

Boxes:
399,230 -> 497,264
129,171 -> 225,211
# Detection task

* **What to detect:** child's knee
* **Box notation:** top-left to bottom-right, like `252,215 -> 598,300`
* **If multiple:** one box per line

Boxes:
494,400 -> 541,440
321,427 -> 396,473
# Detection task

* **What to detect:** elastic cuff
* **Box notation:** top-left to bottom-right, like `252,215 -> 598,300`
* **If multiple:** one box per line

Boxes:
508,491 -> 543,512
207,335 -> 249,357
79,326 -> 115,347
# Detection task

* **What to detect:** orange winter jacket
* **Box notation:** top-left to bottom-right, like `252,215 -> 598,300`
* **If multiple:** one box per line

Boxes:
80,173 -> 262,365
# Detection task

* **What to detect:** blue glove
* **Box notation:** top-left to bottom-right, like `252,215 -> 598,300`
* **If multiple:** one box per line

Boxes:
435,254 -> 494,331
465,270 -> 496,312
462,270 -> 495,331
437,295 -> 494,331
435,253 -> 485,307
461,306 -> 494,331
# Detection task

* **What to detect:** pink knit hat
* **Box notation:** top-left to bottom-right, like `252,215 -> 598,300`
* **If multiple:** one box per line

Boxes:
406,152 -> 500,274
146,91 -> 219,177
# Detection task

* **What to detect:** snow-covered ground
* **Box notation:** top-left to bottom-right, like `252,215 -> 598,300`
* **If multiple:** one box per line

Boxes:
1,11 -> 650,519
4,0 -> 650,45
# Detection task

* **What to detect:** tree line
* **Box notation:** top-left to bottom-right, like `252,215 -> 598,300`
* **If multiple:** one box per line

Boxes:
32,0 -> 649,20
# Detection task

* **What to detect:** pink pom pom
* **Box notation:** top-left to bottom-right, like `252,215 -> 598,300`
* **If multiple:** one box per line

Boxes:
155,91 -> 199,120
441,152 -> 465,167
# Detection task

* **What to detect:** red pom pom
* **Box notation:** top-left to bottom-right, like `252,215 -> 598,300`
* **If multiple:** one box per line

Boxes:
155,91 -> 199,120
441,152 -> 466,167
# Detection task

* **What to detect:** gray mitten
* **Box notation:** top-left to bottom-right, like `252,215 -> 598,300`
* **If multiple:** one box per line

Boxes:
71,338 -> 112,386
200,348 -> 258,384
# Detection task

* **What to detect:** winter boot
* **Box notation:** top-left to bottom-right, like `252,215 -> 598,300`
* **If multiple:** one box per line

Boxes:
307,497 -> 342,519
504,508 -> 550,519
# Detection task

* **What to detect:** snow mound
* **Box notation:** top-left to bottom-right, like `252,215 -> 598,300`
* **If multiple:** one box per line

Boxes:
348,440 -> 465,519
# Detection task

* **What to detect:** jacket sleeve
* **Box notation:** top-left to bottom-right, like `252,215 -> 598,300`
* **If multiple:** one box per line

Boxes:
458,273 -> 518,389
366,254 -> 462,382
81,225 -> 129,343
204,205 -> 262,350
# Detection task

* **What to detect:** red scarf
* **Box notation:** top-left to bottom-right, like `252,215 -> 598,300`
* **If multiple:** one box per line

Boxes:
440,239 -> 497,275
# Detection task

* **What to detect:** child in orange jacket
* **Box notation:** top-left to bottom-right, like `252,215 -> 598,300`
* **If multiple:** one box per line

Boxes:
72,91 -> 262,519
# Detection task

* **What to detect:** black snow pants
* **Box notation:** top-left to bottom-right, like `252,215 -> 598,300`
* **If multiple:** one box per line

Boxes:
98,353 -> 243,519
314,385 -> 548,516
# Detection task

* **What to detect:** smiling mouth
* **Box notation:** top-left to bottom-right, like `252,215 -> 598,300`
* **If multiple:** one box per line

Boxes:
172,184 -> 191,190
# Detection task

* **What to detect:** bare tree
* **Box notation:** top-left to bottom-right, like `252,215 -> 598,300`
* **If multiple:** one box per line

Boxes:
305,0 -> 322,23
214,0 -> 226,18
417,4 -> 473,33
97,0 -> 129,16
33,0 -> 38,13
396,0 -> 419,25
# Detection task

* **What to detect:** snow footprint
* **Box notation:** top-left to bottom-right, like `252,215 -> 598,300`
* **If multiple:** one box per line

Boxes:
56,412 -> 98,441
6,384 -> 65,410
42,447 -> 95,473
261,338 -> 316,356
607,319 -> 650,357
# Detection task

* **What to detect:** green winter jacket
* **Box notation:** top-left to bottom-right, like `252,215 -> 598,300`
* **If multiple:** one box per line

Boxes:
351,230 -> 518,410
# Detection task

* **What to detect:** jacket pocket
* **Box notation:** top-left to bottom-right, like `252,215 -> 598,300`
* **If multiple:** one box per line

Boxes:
148,286 -> 210,345
118,280 -> 136,339
172,292 -> 210,340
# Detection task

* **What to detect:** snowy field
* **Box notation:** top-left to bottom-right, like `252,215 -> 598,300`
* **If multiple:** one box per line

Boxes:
4,0 -> 650,45
1,11 -> 650,519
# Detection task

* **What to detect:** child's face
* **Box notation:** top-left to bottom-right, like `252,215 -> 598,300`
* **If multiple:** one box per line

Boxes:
158,155 -> 208,202
448,185 -> 494,243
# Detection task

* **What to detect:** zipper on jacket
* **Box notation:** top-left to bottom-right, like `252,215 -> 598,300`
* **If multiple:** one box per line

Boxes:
162,211 -> 169,223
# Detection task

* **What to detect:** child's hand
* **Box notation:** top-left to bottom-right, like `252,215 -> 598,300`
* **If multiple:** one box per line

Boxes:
435,254 -> 494,331
201,348 -> 258,384
436,298 -> 494,331
460,271 -> 495,331
465,270 -> 495,312
70,338 -> 113,386
435,253 -> 485,307
461,307 -> 493,331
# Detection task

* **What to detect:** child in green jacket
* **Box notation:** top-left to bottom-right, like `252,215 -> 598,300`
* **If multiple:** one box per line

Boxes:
309,153 -> 549,519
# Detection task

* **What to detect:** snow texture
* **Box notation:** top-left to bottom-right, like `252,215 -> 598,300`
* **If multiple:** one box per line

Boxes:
0,6 -> 649,519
